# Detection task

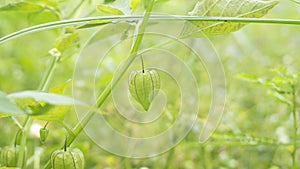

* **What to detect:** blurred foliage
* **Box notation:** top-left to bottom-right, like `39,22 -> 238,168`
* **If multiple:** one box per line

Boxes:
0,0 -> 300,168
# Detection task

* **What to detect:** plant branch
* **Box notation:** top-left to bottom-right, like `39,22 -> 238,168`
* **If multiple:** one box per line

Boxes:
38,55 -> 59,91
1,16 -> 300,45
42,0 -> 156,168
17,54 -> 60,168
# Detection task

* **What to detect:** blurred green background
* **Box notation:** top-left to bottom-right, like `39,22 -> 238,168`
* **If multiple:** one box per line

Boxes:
0,0 -> 300,168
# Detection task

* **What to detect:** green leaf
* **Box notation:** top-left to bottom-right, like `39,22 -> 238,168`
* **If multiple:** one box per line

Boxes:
54,32 -> 80,54
269,91 -> 292,106
104,0 -> 117,3
89,21 -> 132,43
7,90 -> 102,121
30,82 -> 72,121
131,0 -> 141,11
8,91 -> 83,122
236,73 -> 266,84
0,2 -> 44,12
49,80 -> 71,94
8,91 -> 85,106
53,32 -> 80,60
182,0 -> 279,37
96,4 -> 125,15
0,91 -> 25,118
76,20 -> 112,29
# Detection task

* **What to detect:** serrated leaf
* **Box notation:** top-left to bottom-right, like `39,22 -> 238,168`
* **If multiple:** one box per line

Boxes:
183,0 -> 279,37
97,4 -> 125,15
0,2 -> 44,12
76,20 -> 112,29
0,91 -> 25,118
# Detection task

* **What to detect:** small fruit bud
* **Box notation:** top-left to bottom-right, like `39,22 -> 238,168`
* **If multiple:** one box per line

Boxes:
39,128 -> 49,143
51,148 -> 84,169
129,69 -> 160,111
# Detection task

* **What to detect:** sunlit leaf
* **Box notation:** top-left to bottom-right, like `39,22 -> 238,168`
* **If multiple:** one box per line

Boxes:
236,73 -> 267,85
8,91 -> 85,107
182,0 -> 279,37
0,2 -> 44,12
97,4 -> 125,15
49,80 -> 72,94
8,90 -> 84,122
0,91 -> 25,118
131,0 -> 141,11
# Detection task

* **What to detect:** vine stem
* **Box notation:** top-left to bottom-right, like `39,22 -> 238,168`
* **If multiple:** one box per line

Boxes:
43,0 -> 156,168
17,55 -> 60,168
164,148 -> 175,169
0,16 -> 300,45
291,84 -> 297,169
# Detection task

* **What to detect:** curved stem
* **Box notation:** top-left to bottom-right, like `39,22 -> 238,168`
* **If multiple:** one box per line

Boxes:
17,55 -> 59,168
0,16 -> 300,45
42,0 -> 156,168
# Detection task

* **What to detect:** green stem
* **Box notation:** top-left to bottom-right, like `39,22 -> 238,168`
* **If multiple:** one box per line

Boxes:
125,158 -> 133,169
292,84 -> 297,169
17,117 -> 32,168
43,0 -> 156,168
1,16 -> 300,45
164,148 -> 175,169
38,56 -> 59,91
17,55 -> 59,168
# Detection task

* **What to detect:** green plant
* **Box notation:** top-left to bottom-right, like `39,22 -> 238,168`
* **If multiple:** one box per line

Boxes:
128,66 -> 160,111
51,138 -> 84,169
238,67 -> 300,169
0,0 -> 299,168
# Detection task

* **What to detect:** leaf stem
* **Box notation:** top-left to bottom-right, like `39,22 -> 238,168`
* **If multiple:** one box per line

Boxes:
43,0 -> 156,168
1,16 -> 300,45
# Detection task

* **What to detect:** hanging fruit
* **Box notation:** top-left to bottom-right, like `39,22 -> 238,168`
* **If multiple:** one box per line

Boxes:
129,69 -> 160,111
